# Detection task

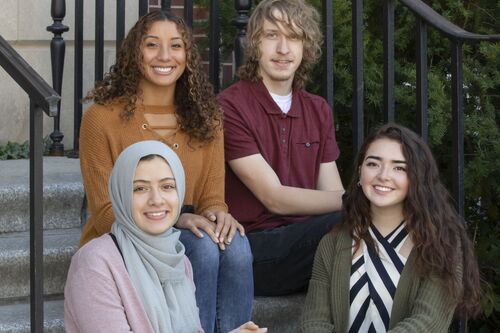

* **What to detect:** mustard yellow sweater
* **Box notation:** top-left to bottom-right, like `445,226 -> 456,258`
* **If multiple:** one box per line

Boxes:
79,102 -> 227,246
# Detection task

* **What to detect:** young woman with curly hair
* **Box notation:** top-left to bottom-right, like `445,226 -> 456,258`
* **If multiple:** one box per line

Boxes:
300,123 -> 481,332
79,10 -> 253,333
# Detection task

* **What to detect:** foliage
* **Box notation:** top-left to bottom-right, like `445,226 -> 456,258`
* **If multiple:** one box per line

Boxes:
0,141 -> 30,160
0,137 -> 53,160
215,0 -> 499,330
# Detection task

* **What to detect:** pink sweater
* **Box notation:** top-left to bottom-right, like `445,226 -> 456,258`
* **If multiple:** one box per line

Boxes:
64,234 -> 210,332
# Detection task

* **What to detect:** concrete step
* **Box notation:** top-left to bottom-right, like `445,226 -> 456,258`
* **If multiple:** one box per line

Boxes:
0,227 -> 80,300
0,299 -> 65,333
253,293 -> 305,332
0,157 -> 84,234
0,295 -> 305,333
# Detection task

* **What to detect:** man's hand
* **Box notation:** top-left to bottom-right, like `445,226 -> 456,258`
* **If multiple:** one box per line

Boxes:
239,321 -> 267,333
203,210 -> 245,251
175,213 -> 219,245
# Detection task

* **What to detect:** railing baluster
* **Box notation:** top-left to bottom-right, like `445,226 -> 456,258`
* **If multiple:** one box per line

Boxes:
209,0 -> 220,93
95,0 -> 105,82
46,0 -> 69,156
352,0 -> 364,153
69,0 -> 84,158
416,17 -> 428,141
233,0 -> 252,71
161,0 -> 172,10
184,0 -> 193,28
116,0 -> 126,55
451,40 -> 464,218
383,0 -> 395,122
30,100 -> 44,333
139,0 -> 148,17
322,0 -> 334,110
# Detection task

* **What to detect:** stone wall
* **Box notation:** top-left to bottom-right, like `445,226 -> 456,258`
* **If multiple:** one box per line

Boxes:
0,0 -> 138,148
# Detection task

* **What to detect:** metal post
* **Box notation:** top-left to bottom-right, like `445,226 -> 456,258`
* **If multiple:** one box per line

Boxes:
139,0 -> 148,17
383,0 -> 395,123
46,0 -> 69,156
322,0 -> 334,110
352,0 -> 364,153
184,0 -> 193,28
416,17 -> 428,141
116,0 -> 126,55
69,0 -> 83,158
451,41 -> 465,219
95,0 -> 105,83
209,0 -> 221,92
233,0 -> 252,73
29,100 -> 44,333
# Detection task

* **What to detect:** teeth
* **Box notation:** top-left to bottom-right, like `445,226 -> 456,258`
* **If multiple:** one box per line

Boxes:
152,66 -> 173,73
146,211 -> 166,217
374,185 -> 392,192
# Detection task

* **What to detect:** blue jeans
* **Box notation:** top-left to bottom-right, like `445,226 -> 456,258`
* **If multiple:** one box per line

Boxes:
180,230 -> 253,333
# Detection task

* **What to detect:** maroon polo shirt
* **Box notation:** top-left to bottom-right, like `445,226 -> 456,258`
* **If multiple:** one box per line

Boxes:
218,79 -> 340,232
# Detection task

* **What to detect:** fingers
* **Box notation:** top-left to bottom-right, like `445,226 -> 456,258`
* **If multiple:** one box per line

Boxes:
240,321 -> 267,332
218,214 -> 232,243
237,221 -> 246,237
176,213 -> 219,244
226,222 -> 237,244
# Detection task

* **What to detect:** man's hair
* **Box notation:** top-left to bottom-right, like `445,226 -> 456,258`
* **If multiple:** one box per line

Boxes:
237,0 -> 322,90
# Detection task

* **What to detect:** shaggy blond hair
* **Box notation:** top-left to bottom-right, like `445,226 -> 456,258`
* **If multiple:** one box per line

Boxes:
237,0 -> 322,90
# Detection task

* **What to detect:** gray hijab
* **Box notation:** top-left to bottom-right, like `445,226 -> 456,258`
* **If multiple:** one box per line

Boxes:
109,140 -> 200,333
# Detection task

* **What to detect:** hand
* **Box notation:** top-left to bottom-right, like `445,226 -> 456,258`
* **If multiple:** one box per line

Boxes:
175,213 -> 219,245
239,321 -> 267,333
203,210 -> 245,250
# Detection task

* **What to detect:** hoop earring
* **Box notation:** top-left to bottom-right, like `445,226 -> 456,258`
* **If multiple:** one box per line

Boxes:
357,181 -> 361,187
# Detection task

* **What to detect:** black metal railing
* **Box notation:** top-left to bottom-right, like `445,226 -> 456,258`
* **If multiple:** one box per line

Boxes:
0,35 -> 59,333
349,2 -> 499,329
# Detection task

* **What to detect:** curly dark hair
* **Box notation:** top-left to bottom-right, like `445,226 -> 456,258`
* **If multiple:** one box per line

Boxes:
237,0 -> 322,90
342,123 -> 481,318
84,10 -> 221,143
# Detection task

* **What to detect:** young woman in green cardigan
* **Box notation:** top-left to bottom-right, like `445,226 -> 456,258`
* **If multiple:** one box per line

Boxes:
300,123 -> 481,332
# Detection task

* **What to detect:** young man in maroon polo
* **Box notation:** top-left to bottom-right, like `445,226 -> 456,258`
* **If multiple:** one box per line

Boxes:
218,0 -> 345,296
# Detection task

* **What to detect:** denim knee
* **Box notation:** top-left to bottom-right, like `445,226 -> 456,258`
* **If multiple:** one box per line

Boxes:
180,229 -> 220,268
221,234 -> 253,270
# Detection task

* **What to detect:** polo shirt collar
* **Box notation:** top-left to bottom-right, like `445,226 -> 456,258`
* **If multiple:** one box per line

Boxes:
249,80 -> 301,118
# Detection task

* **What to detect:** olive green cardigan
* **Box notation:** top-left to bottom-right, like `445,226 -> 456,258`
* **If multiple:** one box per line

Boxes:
299,230 -> 457,332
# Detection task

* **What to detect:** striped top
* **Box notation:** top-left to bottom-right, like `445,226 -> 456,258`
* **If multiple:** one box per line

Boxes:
349,222 -> 409,333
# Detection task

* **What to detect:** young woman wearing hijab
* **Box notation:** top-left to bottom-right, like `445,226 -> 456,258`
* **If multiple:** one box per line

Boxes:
65,141 -> 265,333
78,10 -> 253,332
299,124 -> 481,332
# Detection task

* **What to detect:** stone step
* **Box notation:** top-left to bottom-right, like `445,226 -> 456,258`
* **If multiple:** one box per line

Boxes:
0,295 -> 305,333
0,157 -> 84,234
252,293 -> 305,332
0,299 -> 65,333
0,227 -> 80,300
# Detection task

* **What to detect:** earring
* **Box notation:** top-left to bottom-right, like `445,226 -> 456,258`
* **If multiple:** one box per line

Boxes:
357,181 -> 361,187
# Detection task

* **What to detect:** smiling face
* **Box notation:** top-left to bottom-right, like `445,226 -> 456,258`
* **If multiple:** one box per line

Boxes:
257,14 -> 303,94
132,156 -> 179,235
359,138 -> 409,218
139,20 -> 186,99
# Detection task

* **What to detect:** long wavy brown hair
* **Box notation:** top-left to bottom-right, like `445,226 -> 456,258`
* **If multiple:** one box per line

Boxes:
342,123 -> 481,318
237,0 -> 322,90
84,10 -> 221,143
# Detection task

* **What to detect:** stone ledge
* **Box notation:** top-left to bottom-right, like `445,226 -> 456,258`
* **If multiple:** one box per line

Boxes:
0,295 -> 306,333
0,157 -> 84,233
0,228 -> 80,299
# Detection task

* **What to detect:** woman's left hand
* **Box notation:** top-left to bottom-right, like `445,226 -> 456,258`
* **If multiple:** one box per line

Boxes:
202,210 -> 245,250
